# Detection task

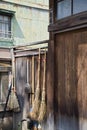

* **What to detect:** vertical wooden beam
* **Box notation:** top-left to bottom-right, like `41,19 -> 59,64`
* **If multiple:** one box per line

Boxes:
49,0 -> 55,24
32,56 -> 35,104
47,32 -> 54,130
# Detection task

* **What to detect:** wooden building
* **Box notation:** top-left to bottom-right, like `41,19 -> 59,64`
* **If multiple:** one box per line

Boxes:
48,1 -> 87,130
0,47 -> 12,130
0,40 -> 48,130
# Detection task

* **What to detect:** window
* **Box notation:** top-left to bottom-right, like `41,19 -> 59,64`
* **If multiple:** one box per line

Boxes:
0,15 -> 11,38
57,0 -> 71,19
57,0 -> 87,20
73,0 -> 87,14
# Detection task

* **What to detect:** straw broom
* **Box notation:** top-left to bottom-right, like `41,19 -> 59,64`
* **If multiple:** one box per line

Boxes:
7,73 -> 13,110
0,72 -> 12,130
7,48 -> 20,112
27,48 -> 41,120
38,50 -> 46,122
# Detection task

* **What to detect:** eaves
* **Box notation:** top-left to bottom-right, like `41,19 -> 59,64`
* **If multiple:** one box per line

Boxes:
1,0 -> 49,11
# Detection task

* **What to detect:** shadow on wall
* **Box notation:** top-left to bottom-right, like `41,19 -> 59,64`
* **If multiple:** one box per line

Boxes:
13,17 -> 24,39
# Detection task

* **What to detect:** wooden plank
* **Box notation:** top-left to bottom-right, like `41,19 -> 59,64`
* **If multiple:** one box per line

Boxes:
0,49 -> 11,60
32,56 -> 35,104
0,67 -> 11,72
54,31 -> 80,130
55,34 -> 65,116
47,38 -> 54,130
14,57 -> 27,130
48,11 -> 87,32
14,50 -> 48,58
14,43 -> 48,52
13,40 -> 49,49
77,44 -> 87,130
77,44 -> 87,117
29,58 -> 32,105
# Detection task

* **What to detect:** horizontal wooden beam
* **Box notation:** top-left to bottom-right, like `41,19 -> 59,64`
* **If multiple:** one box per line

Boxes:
0,48 -> 11,60
14,43 -> 48,52
0,40 -> 48,59
48,11 -> 87,32
13,40 -> 49,49
14,49 -> 48,57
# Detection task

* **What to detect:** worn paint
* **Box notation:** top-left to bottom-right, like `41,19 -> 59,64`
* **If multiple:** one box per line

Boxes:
0,40 -> 13,47
0,0 -> 49,46
3,0 -> 49,10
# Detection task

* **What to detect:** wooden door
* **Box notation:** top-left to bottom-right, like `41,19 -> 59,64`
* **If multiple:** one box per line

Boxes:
54,29 -> 87,130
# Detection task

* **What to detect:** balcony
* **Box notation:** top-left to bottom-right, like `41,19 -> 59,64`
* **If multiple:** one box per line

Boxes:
0,31 -> 13,41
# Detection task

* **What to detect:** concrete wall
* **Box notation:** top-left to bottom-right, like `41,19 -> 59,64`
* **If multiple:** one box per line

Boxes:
0,0 -> 49,46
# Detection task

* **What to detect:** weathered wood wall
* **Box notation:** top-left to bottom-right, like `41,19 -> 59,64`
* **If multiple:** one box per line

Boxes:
14,53 -> 46,130
0,59 -> 13,130
53,28 -> 87,130
48,0 -> 87,130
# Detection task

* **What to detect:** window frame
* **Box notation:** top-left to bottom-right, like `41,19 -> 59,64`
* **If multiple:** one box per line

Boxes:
48,0 -> 87,32
0,14 -> 12,39
0,9 -> 15,40
56,0 -> 87,20
48,10 -> 87,32
57,0 -> 72,19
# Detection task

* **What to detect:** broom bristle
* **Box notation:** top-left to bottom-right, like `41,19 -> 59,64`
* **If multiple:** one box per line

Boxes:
38,90 -> 46,122
13,92 -> 20,112
38,101 -> 46,122
7,89 -> 14,110
27,88 -> 40,120
38,53 -> 46,122
27,49 -> 41,120
29,99 -> 40,120
7,88 -> 20,112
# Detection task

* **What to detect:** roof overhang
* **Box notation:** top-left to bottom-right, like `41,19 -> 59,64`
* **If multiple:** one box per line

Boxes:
0,9 -> 15,16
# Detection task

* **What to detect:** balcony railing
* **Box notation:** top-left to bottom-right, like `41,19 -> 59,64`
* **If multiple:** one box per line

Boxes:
0,31 -> 13,40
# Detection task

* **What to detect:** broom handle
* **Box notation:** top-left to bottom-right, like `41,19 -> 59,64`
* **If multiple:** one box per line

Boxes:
11,48 -> 15,90
37,48 -> 40,89
43,51 -> 46,90
2,73 -> 12,120
2,84 -> 12,120
42,51 -> 46,101
27,58 -> 29,83
32,56 -> 35,103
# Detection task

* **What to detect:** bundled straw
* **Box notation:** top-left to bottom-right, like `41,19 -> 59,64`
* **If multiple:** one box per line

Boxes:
38,51 -> 46,122
0,72 -> 12,130
7,48 -> 20,112
28,48 -> 41,120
